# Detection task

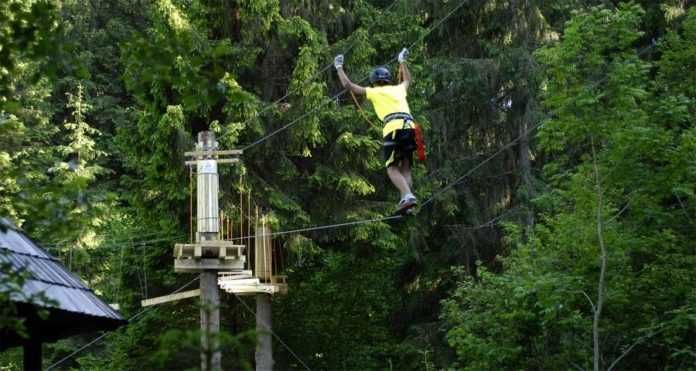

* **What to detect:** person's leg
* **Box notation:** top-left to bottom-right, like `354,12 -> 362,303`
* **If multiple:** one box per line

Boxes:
399,157 -> 413,188
387,165 -> 411,198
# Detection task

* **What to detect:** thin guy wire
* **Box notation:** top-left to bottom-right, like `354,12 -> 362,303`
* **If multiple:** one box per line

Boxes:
230,293 -> 312,371
46,276 -> 200,371
40,235 -> 185,258
40,229 -> 180,248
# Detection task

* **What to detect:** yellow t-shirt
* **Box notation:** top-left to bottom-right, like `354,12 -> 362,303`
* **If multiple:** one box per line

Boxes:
365,83 -> 413,137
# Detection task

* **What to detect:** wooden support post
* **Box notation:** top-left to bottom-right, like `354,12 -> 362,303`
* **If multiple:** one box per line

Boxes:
196,131 -> 222,371
23,340 -> 41,371
255,222 -> 272,283
201,271 -> 221,370
256,294 -> 273,371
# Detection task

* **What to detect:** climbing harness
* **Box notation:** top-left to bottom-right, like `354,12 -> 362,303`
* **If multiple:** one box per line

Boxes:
348,65 -> 428,162
395,64 -> 427,162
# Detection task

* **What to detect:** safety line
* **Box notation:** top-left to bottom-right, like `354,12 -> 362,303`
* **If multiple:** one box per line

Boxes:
39,230 -> 182,248
237,0 -> 469,150
219,0 -> 402,143
239,89 -> 348,150
45,276 -> 200,371
405,0 -> 469,52
231,293 -> 312,371
420,124 -> 539,208
230,125 -> 533,241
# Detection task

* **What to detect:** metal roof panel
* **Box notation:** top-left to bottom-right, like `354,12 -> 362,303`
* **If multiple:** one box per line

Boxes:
0,221 -> 124,322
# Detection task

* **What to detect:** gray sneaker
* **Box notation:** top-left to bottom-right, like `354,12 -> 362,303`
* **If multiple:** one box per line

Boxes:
396,197 -> 417,215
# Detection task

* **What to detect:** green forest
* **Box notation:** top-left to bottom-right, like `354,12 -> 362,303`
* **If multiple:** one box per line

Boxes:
1,0 -> 695,369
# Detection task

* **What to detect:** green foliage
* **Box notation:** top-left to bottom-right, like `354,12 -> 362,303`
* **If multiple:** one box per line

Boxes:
0,0 -> 57,103
3,0 -> 695,370
444,4 -> 696,370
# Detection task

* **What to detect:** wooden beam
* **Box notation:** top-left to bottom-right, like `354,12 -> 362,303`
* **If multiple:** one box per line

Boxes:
141,289 -> 201,307
184,149 -> 243,157
218,278 -> 260,286
174,258 -> 245,272
218,284 -> 279,295
185,158 -> 239,166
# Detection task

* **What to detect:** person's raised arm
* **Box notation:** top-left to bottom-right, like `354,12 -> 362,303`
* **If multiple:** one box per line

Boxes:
398,48 -> 411,90
334,54 -> 366,95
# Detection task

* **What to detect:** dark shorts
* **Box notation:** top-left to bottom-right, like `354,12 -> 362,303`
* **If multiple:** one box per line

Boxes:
383,129 -> 417,168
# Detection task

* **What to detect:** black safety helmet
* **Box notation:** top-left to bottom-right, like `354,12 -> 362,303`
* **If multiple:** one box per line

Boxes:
369,66 -> 392,85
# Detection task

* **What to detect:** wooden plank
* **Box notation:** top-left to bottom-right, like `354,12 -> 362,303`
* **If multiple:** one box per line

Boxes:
174,258 -> 245,272
177,241 -> 246,247
219,274 -> 253,281
218,270 -> 253,278
218,278 -> 260,286
184,149 -> 243,157
174,243 -> 245,259
218,285 -> 278,295
141,289 -> 201,307
217,283 -> 283,295
186,158 -> 239,166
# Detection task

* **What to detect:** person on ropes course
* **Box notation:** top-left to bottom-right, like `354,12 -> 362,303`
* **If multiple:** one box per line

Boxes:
334,48 -> 419,214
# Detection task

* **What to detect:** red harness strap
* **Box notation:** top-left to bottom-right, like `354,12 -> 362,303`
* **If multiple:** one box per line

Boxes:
414,123 -> 426,162
398,64 -> 426,162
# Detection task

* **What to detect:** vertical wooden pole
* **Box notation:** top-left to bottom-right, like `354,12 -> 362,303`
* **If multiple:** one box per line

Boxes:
196,131 -> 221,371
23,340 -> 41,371
239,177 -> 243,245
255,293 -> 273,371
255,222 -> 274,370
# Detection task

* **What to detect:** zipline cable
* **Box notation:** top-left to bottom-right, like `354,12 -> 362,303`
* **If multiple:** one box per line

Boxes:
228,125 -> 535,242
235,0 -> 470,150
218,0 -> 402,143
45,276 -> 200,371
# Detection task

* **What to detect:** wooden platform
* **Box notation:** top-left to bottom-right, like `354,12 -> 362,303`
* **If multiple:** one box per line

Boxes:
175,258 -> 246,272
173,241 -> 246,272
174,241 -> 245,259
217,272 -> 288,296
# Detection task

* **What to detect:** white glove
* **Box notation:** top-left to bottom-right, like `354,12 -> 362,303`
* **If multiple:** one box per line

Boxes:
334,54 -> 344,69
398,48 -> 409,63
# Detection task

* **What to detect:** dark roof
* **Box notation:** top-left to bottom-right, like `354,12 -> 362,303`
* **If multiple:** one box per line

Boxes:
0,219 -> 126,349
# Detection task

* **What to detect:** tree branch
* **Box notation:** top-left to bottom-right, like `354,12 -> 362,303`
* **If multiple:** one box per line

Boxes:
607,328 -> 663,371
581,290 -> 596,313
591,136 -> 607,371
